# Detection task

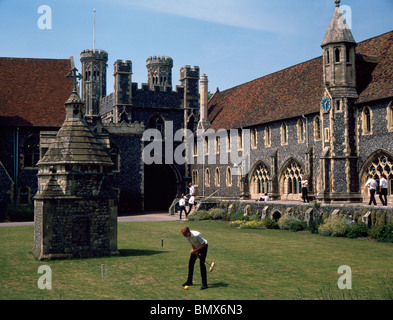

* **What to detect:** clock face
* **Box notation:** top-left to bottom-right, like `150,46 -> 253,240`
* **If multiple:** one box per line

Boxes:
321,96 -> 331,113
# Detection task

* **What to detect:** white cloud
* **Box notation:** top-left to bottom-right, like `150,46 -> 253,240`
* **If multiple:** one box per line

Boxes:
114,0 -> 297,33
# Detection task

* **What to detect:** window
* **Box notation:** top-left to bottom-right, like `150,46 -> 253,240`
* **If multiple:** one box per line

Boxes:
251,163 -> 270,196
251,128 -> 257,149
205,169 -> 210,187
297,119 -> 305,143
283,161 -> 304,195
314,116 -> 321,141
226,167 -> 232,186
204,137 -> 209,155
23,136 -> 40,168
346,46 -> 351,63
227,132 -> 231,152
215,137 -> 220,154
388,102 -> 393,131
362,106 -> 372,134
265,126 -> 271,148
281,123 -> 288,145
148,115 -> 165,139
335,47 -> 340,63
336,100 -> 341,112
238,130 -> 243,150
215,168 -> 220,186
192,170 -> 199,187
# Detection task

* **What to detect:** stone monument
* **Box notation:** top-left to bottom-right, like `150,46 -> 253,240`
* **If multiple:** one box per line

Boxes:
32,68 -> 118,260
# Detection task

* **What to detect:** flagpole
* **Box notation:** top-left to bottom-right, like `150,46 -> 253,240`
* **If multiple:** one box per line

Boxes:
93,9 -> 96,50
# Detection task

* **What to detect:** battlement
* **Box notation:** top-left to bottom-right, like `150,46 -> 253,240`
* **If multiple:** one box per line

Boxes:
114,59 -> 132,73
146,56 -> 173,67
80,49 -> 109,60
180,65 -> 200,80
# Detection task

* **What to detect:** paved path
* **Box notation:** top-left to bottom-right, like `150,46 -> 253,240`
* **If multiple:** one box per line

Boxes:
0,212 -> 179,227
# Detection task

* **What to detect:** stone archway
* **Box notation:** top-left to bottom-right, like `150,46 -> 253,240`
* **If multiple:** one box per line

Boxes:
144,164 -> 181,211
359,150 -> 393,203
279,158 -> 305,201
249,161 -> 271,200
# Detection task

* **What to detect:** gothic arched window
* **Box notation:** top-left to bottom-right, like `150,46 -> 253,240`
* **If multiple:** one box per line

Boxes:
23,135 -> 40,168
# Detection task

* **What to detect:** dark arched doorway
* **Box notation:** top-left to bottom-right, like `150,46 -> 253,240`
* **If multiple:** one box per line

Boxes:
144,164 -> 179,211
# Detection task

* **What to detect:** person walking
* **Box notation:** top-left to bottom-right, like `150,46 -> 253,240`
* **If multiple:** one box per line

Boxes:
179,194 -> 187,220
180,226 -> 208,290
187,194 -> 195,217
301,176 -> 309,203
379,174 -> 388,206
188,183 -> 195,196
365,175 -> 378,205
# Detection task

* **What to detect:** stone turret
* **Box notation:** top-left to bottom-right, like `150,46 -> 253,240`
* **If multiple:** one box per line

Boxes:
146,56 -> 173,90
80,49 -> 108,121
197,74 -> 210,130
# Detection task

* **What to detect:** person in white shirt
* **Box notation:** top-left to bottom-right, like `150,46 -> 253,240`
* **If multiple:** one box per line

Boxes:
264,193 -> 270,201
379,174 -> 388,206
365,175 -> 378,205
301,176 -> 309,203
178,194 -> 187,220
188,183 -> 195,196
187,195 -> 195,216
181,226 -> 208,290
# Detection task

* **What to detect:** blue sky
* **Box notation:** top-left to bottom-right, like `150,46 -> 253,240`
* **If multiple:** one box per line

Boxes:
0,0 -> 392,94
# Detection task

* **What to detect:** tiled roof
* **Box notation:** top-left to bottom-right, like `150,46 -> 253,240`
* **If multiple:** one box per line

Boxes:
0,57 -> 73,127
208,31 -> 393,130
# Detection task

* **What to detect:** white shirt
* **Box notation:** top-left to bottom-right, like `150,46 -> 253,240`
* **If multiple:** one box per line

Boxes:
179,198 -> 185,206
301,180 -> 308,188
365,178 -> 378,190
380,178 -> 388,189
264,195 -> 269,201
189,185 -> 195,195
186,231 -> 207,248
188,196 -> 195,205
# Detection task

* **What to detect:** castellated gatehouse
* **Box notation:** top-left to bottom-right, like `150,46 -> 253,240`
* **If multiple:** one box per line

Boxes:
32,73 -> 118,260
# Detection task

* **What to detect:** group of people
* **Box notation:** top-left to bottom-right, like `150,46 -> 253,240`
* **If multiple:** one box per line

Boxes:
365,174 -> 389,206
178,183 -> 196,220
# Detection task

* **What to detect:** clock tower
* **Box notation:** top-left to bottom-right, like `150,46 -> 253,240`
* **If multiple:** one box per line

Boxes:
318,0 -> 362,203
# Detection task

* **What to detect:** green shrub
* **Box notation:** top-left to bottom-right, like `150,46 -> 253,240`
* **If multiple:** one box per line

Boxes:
346,222 -> 369,239
318,215 -> 352,237
288,220 -> 307,232
308,218 -> 323,234
370,224 -> 393,243
278,214 -> 301,230
230,210 -> 248,221
249,214 -> 261,221
188,210 -> 211,221
208,207 -> 226,220
262,218 -> 279,229
6,205 -> 34,222
229,220 -> 265,229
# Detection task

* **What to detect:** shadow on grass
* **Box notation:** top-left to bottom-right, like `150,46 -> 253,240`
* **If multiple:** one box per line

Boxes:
119,249 -> 165,257
209,282 -> 229,288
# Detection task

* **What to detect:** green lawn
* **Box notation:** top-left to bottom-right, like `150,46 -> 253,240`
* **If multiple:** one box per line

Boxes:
0,220 -> 392,300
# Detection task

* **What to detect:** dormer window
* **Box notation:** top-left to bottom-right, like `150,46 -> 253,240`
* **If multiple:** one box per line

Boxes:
325,49 -> 330,64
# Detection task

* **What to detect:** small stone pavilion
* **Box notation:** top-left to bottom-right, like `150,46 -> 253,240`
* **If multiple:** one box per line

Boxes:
32,69 -> 118,260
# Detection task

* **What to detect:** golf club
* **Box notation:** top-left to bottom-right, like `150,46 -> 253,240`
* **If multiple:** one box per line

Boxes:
198,254 -> 216,272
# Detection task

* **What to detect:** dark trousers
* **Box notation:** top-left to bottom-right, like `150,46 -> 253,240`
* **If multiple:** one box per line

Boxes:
187,244 -> 208,286
187,204 -> 194,216
369,189 -> 377,205
379,188 -> 388,206
302,187 -> 309,202
179,206 -> 187,219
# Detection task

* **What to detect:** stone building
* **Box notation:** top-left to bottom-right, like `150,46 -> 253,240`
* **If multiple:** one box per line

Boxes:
1,0 -> 393,217
196,1 -> 393,205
